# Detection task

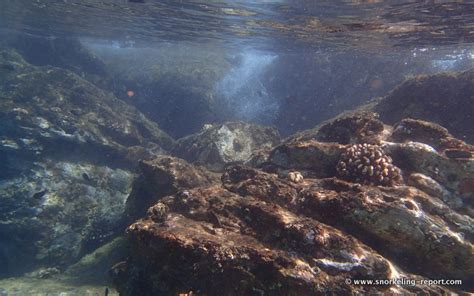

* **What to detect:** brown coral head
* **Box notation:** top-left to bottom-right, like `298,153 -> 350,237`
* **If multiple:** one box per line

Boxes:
336,143 -> 402,186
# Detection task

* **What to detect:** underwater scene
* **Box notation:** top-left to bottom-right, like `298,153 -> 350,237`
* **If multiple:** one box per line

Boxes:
0,0 -> 473,295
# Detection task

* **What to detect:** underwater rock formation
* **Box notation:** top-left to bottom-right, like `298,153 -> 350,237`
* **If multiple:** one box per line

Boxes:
174,122 -> 280,172
297,111 -> 388,145
266,139 -> 343,178
0,48 -> 174,168
390,118 -> 473,155
124,156 -> 219,223
114,113 -> 473,295
373,68 -> 474,143
65,237 -> 128,284
0,48 -> 174,276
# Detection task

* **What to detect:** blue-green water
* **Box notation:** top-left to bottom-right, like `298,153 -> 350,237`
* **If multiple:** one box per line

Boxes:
0,1 -> 473,295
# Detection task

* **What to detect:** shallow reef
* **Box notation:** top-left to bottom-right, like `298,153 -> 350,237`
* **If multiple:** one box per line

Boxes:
0,45 -> 473,295
113,111 -> 473,295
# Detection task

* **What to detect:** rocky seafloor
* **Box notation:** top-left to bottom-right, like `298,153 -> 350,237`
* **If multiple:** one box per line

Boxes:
112,112 -> 473,295
0,43 -> 473,295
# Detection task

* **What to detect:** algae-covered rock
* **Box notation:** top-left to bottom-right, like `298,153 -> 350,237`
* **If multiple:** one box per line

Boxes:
373,68 -> 474,143
296,177 -> 473,283
65,237 -> 128,284
113,164 -> 466,295
114,112 -> 473,294
291,111 -> 388,145
267,139 -> 344,177
384,141 -> 474,214
174,122 -> 280,171
390,118 -> 473,154
0,158 -> 134,276
0,48 -> 174,276
0,276 -> 118,296
0,47 -> 174,167
125,156 -> 219,222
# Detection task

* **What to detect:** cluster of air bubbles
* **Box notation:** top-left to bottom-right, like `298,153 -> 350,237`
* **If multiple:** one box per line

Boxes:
215,50 -> 278,123
337,144 -> 402,186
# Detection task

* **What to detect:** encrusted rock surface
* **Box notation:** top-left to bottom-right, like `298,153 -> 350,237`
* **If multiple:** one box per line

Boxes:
116,113 -> 474,294
384,141 -> 474,215
65,237 -> 128,284
293,111 -> 388,145
174,122 -> 280,171
373,68 -> 474,143
390,118 -> 474,155
0,48 -> 174,276
0,48 -> 174,169
116,163 -> 472,294
266,140 -> 344,178
0,160 -> 133,275
125,156 -> 219,222
0,277 -> 118,296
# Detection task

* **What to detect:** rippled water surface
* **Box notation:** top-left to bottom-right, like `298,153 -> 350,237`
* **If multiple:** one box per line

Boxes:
1,0 -> 474,51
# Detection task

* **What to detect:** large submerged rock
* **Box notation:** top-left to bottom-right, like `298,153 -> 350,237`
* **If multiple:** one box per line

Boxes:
0,48 -> 174,169
174,122 -> 280,172
373,68 -> 474,143
124,156 -> 219,223
0,48 -> 174,276
114,113 -> 473,295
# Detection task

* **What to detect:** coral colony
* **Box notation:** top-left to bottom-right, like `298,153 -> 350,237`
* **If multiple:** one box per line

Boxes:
337,143 -> 402,186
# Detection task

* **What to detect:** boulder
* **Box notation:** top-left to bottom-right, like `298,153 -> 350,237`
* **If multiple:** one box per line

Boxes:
0,48 -> 174,170
291,111 -> 388,145
0,277 -> 117,296
266,140 -> 344,178
389,118 -> 473,154
65,237 -> 128,284
174,122 -> 280,171
373,69 -> 474,143
125,156 -> 219,222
